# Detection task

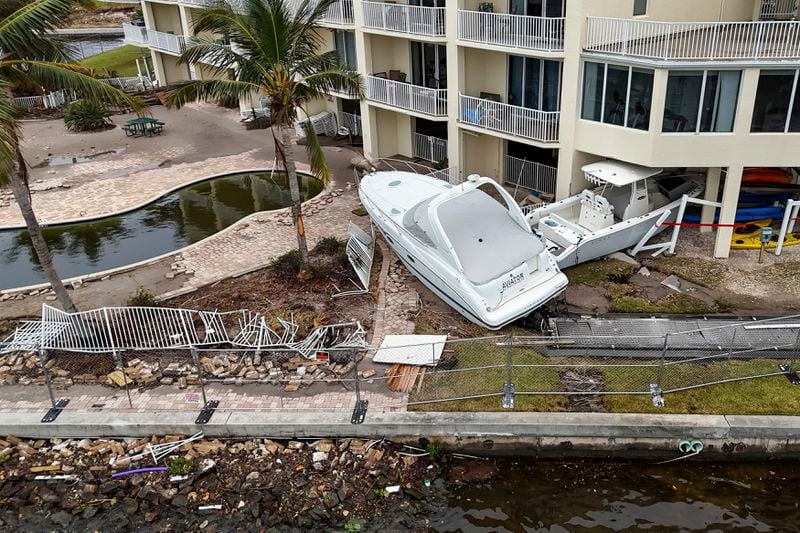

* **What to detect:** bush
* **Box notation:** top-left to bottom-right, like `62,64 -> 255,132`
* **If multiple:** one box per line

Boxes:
63,99 -> 112,132
273,249 -> 302,276
127,286 -> 159,307
313,236 -> 343,256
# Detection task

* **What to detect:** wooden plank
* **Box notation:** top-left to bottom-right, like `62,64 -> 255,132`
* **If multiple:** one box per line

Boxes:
415,368 -> 426,394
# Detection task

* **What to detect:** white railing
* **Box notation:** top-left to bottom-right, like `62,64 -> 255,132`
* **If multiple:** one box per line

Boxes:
459,94 -> 559,143
321,0 -> 354,25
428,166 -> 461,185
122,22 -> 148,45
101,76 -> 156,92
362,1 -> 445,37
13,95 -> 44,108
341,112 -> 362,135
760,0 -> 798,20
147,29 -> 186,55
366,75 -> 447,117
504,155 -> 557,194
412,132 -> 448,163
457,10 -> 564,52
586,17 -> 800,61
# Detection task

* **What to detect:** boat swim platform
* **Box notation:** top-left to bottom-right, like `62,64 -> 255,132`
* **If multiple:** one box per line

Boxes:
540,316 -> 800,358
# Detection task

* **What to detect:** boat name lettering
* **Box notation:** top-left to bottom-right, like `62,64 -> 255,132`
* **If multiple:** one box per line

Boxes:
502,273 -> 525,290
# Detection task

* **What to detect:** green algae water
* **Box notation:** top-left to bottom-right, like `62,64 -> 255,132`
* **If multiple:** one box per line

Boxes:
431,459 -> 800,531
0,171 -> 322,290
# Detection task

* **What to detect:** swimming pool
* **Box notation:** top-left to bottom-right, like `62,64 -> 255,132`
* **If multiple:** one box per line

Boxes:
0,171 -> 323,290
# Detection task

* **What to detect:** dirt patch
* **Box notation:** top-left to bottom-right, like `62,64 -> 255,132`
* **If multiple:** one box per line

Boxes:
560,368 -> 607,412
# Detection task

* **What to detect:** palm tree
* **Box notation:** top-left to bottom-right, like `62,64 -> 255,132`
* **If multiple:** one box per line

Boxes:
1,0 -> 145,312
166,0 -> 363,278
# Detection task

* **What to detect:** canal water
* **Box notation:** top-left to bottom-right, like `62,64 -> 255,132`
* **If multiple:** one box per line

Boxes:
431,459 -> 800,532
0,171 -> 323,290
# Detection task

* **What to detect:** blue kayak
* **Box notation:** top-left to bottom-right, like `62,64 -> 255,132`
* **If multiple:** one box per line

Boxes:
683,205 -> 786,224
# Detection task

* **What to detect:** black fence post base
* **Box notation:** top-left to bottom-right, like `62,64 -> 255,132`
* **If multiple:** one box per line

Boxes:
195,400 -> 219,425
351,399 -> 368,424
41,399 -> 70,423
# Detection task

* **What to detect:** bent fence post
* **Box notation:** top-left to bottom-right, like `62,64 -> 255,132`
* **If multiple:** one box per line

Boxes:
351,348 -> 368,424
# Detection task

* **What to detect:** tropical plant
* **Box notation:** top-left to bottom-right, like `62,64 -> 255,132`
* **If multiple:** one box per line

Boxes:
165,0 -> 363,279
0,0 -> 145,312
64,99 -> 112,131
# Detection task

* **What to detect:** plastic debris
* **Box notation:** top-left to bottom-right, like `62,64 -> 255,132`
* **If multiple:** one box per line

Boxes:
384,485 -> 401,494
198,505 -> 222,511
170,475 -> 190,482
34,475 -> 78,481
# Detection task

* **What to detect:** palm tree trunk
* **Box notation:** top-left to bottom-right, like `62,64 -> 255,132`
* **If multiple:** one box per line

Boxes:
7,148 -> 78,313
274,123 -> 311,277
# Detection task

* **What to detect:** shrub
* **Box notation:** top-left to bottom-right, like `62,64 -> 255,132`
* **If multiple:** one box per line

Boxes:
273,249 -> 302,276
313,236 -> 343,256
167,456 -> 193,475
127,286 -> 159,307
64,99 -> 112,132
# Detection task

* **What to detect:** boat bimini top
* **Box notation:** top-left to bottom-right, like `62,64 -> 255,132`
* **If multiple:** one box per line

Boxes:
404,174 -> 545,285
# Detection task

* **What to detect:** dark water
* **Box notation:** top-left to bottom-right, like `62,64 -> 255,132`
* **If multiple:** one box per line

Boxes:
0,171 -> 322,289
432,460 -> 800,532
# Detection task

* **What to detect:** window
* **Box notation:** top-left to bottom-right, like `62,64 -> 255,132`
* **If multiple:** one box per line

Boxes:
507,56 -> 562,111
333,30 -> 357,70
581,61 -> 653,130
633,0 -> 647,16
411,42 -> 447,89
751,69 -> 800,133
663,70 -> 741,133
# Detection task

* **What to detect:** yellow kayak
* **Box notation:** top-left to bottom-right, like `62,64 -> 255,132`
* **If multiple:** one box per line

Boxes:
732,231 -> 800,250
732,219 -> 772,238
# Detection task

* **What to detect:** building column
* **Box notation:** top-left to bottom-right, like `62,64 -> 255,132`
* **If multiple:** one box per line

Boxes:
179,5 -> 198,80
445,0 -> 462,177
700,167 -> 722,233
713,165 -> 743,258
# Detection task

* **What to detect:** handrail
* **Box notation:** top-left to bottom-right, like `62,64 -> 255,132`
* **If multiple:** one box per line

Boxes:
361,1 -> 446,37
458,9 -> 565,52
459,93 -> 560,143
366,75 -> 448,117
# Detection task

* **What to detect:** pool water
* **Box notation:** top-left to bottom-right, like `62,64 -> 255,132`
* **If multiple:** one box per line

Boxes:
0,171 -> 323,290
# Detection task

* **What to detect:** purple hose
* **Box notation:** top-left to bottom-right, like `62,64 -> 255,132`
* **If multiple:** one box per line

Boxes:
111,466 -> 167,478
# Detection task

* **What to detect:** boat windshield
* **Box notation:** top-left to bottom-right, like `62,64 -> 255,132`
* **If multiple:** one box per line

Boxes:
437,188 -> 544,285
403,198 -> 435,246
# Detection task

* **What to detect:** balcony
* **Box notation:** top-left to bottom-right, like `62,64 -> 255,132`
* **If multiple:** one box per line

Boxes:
361,1 -> 446,38
585,17 -> 800,63
122,23 -> 148,46
760,0 -> 799,20
319,0 -> 354,25
459,94 -> 559,144
148,29 -> 186,55
366,75 -> 447,117
458,10 -> 564,52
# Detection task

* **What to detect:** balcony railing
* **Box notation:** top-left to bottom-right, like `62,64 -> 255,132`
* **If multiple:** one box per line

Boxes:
362,1 -> 446,37
459,94 -> 559,143
412,132 -> 448,163
458,10 -> 564,52
585,17 -> 800,61
320,0 -> 354,25
366,75 -> 448,117
760,0 -> 798,20
122,23 -> 148,46
504,155 -> 557,195
148,29 -> 186,55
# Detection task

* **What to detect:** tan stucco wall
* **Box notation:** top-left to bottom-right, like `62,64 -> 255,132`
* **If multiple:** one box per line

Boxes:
150,3 -> 183,34
366,35 -> 410,75
462,48 -> 507,99
580,0 -> 758,21
462,132 -> 502,180
160,53 -> 190,84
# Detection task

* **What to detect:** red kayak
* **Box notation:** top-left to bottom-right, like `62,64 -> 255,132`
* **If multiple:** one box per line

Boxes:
742,168 -> 792,185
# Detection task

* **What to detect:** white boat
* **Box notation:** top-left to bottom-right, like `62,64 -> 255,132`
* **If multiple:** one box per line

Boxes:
526,161 -> 704,267
358,171 -> 568,330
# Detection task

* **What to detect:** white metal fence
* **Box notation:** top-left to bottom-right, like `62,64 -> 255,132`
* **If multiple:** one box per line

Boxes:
458,10 -> 564,51
366,75 -> 448,117
341,112 -> 362,135
321,0 -> 355,25
13,95 -> 44,108
504,155 -> 557,195
760,0 -> 798,19
585,17 -> 800,61
412,132 -> 448,163
122,22 -> 149,45
428,166 -> 461,185
147,29 -> 186,55
459,94 -> 560,143
362,1 -> 445,37
14,77 -> 152,109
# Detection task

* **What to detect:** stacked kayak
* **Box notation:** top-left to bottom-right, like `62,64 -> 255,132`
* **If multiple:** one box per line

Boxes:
682,205 -> 786,224
742,167 -> 792,185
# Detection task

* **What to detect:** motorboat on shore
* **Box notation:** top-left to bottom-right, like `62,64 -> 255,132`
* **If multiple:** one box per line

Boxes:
526,161 -> 704,267
358,171 -> 568,330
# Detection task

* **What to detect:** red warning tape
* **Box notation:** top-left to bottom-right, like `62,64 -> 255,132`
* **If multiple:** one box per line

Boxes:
662,217 -> 800,228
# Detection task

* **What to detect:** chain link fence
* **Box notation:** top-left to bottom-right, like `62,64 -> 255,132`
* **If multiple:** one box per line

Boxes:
2,316 -> 799,421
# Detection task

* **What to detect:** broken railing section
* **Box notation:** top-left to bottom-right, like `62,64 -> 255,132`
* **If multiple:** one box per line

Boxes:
335,222 -> 375,297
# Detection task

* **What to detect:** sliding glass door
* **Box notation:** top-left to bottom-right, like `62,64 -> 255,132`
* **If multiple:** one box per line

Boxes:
411,42 -> 447,89
509,0 -> 565,17
508,55 -> 561,111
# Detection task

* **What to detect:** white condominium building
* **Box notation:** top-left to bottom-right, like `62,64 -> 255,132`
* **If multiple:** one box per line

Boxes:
126,0 -> 800,257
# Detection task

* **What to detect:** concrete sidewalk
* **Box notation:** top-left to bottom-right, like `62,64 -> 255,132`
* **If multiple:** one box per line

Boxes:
1,410 -> 798,458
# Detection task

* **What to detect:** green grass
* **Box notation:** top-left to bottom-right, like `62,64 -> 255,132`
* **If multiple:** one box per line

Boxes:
646,256 -> 730,289
79,44 -> 149,77
606,283 -> 728,314
565,259 -> 637,286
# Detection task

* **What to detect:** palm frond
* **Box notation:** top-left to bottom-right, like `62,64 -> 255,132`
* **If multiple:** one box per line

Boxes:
165,78 -> 260,109
0,83 -> 23,184
299,109 -> 330,184
4,60 -> 146,112
0,0 -> 78,61
178,39 -> 244,72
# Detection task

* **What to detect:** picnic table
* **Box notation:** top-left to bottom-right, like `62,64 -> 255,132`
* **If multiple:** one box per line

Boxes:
122,117 -> 165,137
